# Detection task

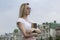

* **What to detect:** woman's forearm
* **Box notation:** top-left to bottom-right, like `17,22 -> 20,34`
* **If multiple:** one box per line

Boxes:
24,33 -> 31,38
26,30 -> 32,34
31,33 -> 38,37
24,32 -> 38,38
25,28 -> 40,37
26,28 -> 41,34
34,29 -> 41,34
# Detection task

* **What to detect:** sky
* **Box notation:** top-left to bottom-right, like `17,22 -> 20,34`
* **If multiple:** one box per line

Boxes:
0,0 -> 60,35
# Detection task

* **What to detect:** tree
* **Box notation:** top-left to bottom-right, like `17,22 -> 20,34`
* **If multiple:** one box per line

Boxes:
13,29 -> 19,40
13,29 -> 19,33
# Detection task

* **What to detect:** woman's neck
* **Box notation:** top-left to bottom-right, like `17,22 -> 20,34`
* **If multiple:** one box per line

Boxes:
22,15 -> 28,20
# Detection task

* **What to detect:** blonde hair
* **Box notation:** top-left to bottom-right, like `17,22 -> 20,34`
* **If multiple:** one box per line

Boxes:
19,3 -> 29,18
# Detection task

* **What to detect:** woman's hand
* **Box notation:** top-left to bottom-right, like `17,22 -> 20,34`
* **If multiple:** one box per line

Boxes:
31,33 -> 38,37
25,28 -> 41,37
26,28 -> 36,34
26,30 -> 32,34
31,28 -> 41,34
35,29 -> 41,34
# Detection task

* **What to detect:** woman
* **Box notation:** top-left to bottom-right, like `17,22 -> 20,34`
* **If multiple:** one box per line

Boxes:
17,3 -> 41,40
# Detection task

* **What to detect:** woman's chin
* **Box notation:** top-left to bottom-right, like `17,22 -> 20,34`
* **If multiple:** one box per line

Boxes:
27,14 -> 30,15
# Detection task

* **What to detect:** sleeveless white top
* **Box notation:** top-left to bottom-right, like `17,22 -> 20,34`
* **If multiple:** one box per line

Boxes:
17,18 -> 32,31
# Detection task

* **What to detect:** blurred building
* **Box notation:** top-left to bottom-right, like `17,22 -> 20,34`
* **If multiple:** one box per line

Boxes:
37,21 -> 60,40
56,26 -> 60,40
0,33 -> 14,40
39,23 -> 50,40
56,26 -> 60,36
0,31 -> 22,40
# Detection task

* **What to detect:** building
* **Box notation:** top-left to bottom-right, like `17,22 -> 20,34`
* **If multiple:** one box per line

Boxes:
56,26 -> 60,40
40,23 -> 50,40
0,31 -> 22,40
41,21 -> 60,40
47,21 -> 60,39
36,21 -> 60,40
0,33 -> 14,40
56,26 -> 60,36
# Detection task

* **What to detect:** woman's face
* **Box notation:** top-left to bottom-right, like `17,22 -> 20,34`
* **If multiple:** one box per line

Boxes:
25,5 -> 31,15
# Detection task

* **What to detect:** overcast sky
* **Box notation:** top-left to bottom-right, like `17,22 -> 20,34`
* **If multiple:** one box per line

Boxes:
0,0 -> 60,35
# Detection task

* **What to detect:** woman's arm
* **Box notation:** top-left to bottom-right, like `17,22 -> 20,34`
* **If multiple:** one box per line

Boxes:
26,28 -> 37,34
35,28 -> 41,34
31,28 -> 41,34
17,22 -> 38,38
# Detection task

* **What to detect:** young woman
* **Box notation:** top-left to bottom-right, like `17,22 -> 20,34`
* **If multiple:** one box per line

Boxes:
17,3 -> 41,40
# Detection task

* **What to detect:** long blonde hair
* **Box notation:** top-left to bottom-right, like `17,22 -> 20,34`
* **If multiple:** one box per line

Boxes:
19,3 -> 29,18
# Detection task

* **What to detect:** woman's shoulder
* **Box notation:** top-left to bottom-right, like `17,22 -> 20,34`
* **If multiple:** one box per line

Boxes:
17,18 -> 24,23
18,17 -> 23,19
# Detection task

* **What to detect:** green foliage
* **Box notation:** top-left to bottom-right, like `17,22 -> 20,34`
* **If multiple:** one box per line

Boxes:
14,29 -> 19,33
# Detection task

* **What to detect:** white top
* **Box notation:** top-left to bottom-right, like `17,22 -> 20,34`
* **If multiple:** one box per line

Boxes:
17,18 -> 37,39
17,18 -> 32,31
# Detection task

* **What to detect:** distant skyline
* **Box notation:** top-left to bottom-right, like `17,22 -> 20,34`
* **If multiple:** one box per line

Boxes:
0,0 -> 60,35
